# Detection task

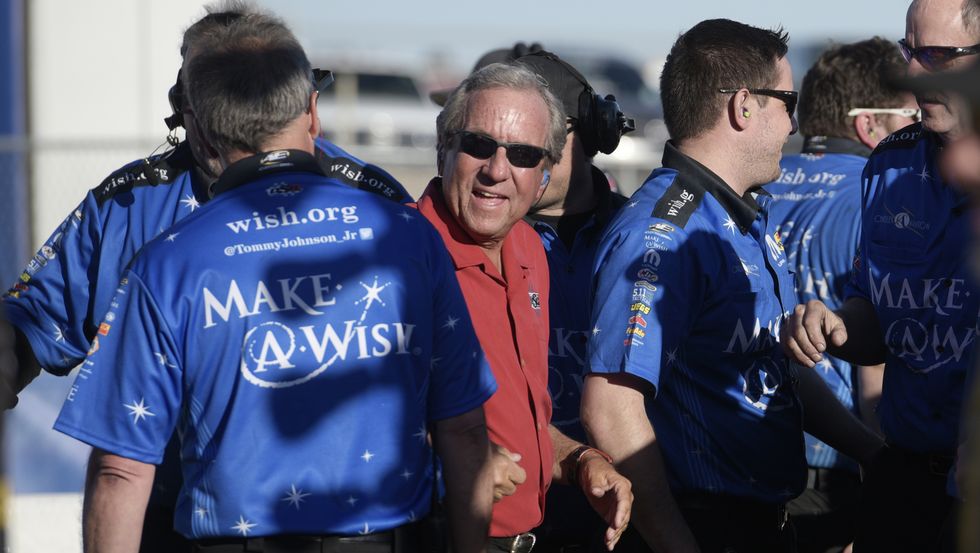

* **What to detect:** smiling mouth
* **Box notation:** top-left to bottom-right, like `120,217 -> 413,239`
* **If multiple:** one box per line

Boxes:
473,190 -> 506,202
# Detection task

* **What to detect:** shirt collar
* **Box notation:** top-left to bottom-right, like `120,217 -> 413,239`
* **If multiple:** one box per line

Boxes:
661,140 -> 761,233
801,136 -> 872,158
210,149 -> 325,198
417,178 -> 534,273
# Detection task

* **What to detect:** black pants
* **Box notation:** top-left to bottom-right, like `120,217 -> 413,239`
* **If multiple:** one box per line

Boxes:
786,467 -> 861,553
614,494 -> 797,553
141,504 -> 191,553
852,445 -> 954,553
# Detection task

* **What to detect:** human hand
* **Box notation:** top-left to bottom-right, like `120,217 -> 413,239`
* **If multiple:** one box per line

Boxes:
578,453 -> 632,550
490,442 -> 526,502
781,300 -> 848,368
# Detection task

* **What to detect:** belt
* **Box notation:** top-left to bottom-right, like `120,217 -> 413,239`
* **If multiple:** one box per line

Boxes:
677,493 -> 789,531
192,528 -> 407,553
886,445 -> 955,477
490,532 -> 537,553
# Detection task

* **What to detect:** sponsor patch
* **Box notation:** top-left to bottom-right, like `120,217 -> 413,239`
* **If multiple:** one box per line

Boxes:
98,323 -> 111,336
648,222 -> 675,235
87,336 -> 100,355
628,314 -> 648,327
261,151 -> 291,164
630,302 -> 651,314
652,180 -> 703,228
266,182 -> 304,197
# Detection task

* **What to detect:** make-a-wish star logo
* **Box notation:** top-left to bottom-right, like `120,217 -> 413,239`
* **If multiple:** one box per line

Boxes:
354,276 -> 392,322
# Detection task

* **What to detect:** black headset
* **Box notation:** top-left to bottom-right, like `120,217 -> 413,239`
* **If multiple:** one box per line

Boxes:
518,51 -> 636,157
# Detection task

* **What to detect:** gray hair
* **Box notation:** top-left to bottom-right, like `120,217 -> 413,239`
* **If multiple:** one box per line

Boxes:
437,62 -> 567,165
965,0 -> 980,35
180,1 -> 254,58
185,11 -> 313,156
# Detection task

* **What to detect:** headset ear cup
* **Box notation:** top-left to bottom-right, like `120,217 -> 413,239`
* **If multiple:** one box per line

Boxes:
578,88 -> 599,158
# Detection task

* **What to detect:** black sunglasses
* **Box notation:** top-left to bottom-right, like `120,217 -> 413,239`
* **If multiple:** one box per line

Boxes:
898,38 -> 980,72
453,130 -> 551,168
718,88 -> 798,117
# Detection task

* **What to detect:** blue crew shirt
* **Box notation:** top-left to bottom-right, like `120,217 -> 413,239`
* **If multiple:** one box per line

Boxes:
54,150 -> 495,538
589,142 -> 805,503
845,123 -> 976,454
765,136 -> 871,473
3,137 -> 411,376
526,167 -> 625,542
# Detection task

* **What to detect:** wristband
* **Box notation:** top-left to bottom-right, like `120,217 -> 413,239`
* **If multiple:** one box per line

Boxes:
569,445 -> 614,485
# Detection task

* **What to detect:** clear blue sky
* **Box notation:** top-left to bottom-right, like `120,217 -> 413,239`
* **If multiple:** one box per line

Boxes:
259,0 -> 909,78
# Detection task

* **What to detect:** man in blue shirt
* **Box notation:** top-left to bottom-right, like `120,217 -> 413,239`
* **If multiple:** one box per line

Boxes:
54,11 -> 495,553
764,38 -> 918,553
782,1 -> 980,551
582,19 -> 883,553
515,50 -> 633,552
0,6 -> 411,553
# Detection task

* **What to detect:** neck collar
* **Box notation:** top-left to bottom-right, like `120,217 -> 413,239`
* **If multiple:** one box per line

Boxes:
210,150 -> 324,198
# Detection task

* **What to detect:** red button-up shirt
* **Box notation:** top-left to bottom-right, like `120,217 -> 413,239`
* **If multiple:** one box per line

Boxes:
417,180 -> 554,536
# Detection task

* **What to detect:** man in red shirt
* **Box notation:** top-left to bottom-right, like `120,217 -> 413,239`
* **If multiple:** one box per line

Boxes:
416,62 -> 632,552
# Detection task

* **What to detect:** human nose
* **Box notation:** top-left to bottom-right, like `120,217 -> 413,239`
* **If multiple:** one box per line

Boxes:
482,146 -> 511,182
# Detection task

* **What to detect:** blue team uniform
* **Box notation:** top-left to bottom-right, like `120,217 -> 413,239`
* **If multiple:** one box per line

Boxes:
3,138 -> 411,376
2,138 -> 411,545
844,123 -> 975,552
766,137 -> 870,473
526,167 -> 625,544
54,150 -> 495,538
846,123 -> 975,454
589,142 -> 805,503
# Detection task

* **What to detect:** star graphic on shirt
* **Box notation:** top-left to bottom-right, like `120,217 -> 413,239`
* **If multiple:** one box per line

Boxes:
723,216 -> 738,234
812,442 -> 826,453
414,426 -> 428,444
153,352 -> 177,368
52,323 -> 65,343
443,315 -> 459,331
164,233 -> 179,242
359,523 -> 373,535
282,484 -> 311,509
627,200 -> 639,208
799,227 -> 816,250
194,507 -> 208,519
917,166 -> 931,182
666,348 -> 677,366
123,398 -> 156,424
231,515 -> 257,536
816,358 -> 833,374
346,496 -> 359,507
361,450 -> 375,463
592,326 -> 602,336
400,468 -> 414,480
408,510 -> 417,522
355,277 -> 392,322
398,211 -> 414,222
180,194 -> 200,211
60,354 -> 73,367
